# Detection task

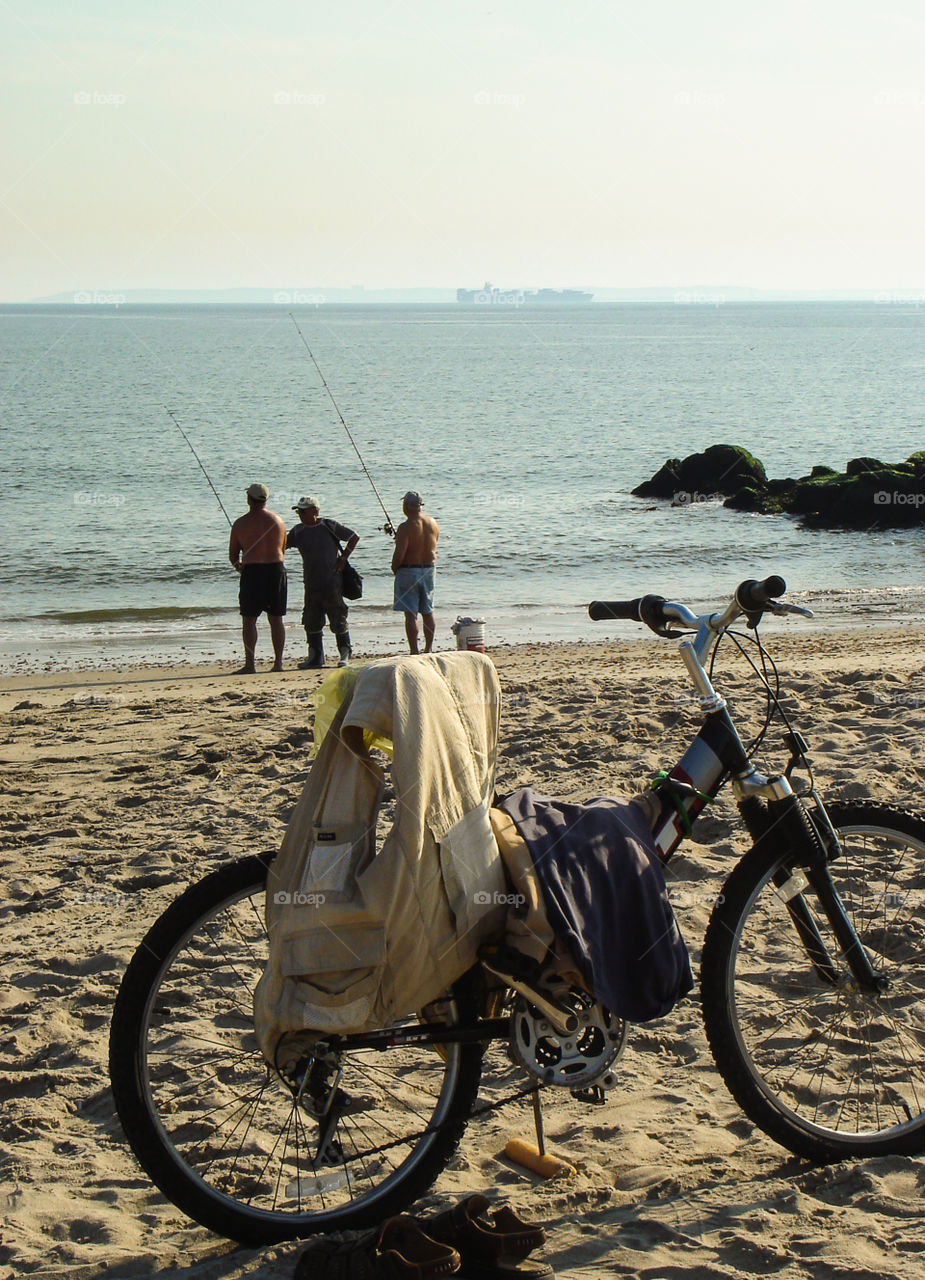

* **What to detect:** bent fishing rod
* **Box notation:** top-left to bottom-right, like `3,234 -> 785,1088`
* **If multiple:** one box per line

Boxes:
167,409 -> 233,527
288,312 -> 396,536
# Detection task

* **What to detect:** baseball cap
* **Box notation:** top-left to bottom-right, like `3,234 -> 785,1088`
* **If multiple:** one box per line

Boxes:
403,490 -> 423,507
292,495 -> 320,511
246,483 -> 269,501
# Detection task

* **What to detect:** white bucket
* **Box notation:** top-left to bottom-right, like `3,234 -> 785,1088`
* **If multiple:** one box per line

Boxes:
451,616 -> 486,653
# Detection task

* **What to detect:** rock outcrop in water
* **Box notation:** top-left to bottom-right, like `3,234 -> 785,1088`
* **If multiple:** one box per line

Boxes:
631,444 -> 767,503
632,446 -> 925,528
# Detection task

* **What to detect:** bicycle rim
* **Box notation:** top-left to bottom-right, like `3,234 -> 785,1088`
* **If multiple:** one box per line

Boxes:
110,859 -> 481,1241
704,803 -> 925,1158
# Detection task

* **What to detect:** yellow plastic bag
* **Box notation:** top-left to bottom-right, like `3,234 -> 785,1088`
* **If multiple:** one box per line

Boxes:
311,668 -> 393,757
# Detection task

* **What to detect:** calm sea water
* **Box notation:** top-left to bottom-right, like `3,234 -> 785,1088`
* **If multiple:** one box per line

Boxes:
1,301 -> 924,672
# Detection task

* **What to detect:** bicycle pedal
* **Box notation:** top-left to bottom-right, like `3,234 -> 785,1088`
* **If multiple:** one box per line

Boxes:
570,1084 -> 608,1105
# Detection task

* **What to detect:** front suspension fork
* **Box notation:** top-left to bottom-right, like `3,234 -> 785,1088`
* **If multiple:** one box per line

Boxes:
740,792 -> 884,993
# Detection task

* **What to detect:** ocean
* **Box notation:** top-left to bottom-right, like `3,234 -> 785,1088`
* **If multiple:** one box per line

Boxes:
2,300 -> 924,673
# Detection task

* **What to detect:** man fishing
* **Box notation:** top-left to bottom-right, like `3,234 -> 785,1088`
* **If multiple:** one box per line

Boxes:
228,483 -> 287,673
286,496 -> 359,668
391,490 -> 439,654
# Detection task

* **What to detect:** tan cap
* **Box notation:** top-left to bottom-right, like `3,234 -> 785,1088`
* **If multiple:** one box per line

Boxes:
246,483 -> 269,501
292,495 -> 320,511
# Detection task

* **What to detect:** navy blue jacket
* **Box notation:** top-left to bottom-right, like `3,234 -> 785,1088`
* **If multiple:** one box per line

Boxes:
497,788 -> 693,1022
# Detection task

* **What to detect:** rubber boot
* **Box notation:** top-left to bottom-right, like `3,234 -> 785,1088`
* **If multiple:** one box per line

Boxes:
298,630 -> 325,669
336,630 -> 353,667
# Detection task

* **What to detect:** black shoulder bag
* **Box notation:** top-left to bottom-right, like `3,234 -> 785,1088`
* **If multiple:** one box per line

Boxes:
321,520 -> 363,600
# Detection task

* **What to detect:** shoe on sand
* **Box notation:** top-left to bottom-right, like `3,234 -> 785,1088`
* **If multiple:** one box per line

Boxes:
294,1214 -> 460,1279
424,1194 -> 554,1279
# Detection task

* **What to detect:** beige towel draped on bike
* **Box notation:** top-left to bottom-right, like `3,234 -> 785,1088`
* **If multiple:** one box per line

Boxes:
254,652 -> 509,1070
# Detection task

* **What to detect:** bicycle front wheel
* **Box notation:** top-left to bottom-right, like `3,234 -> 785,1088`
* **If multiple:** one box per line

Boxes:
702,801 -> 925,1161
108,855 -> 483,1244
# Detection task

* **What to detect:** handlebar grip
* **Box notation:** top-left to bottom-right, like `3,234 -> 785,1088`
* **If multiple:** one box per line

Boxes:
588,598 -> 643,622
735,575 -> 786,612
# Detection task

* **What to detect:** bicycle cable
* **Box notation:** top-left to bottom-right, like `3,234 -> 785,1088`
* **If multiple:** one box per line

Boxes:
715,626 -> 816,789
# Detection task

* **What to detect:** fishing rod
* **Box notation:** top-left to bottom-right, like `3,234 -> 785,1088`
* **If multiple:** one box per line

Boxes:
166,409 -> 233,527
289,312 -> 396,536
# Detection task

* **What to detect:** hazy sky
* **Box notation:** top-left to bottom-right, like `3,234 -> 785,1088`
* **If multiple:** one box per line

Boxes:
2,1 -> 924,300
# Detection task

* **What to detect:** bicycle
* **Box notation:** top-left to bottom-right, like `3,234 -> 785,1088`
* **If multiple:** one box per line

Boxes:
109,575 -> 925,1245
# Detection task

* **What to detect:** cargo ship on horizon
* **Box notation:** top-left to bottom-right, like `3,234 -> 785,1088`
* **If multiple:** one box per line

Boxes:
457,282 -> 593,304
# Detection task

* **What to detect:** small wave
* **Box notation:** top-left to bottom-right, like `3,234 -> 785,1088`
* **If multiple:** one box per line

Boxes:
39,605 -> 233,624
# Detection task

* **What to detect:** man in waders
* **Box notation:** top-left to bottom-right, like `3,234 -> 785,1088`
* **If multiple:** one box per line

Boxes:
391,490 -> 439,654
286,496 -> 359,668
228,483 -> 287,673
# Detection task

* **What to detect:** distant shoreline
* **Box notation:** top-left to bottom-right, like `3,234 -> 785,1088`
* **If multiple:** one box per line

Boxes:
4,291 -> 922,307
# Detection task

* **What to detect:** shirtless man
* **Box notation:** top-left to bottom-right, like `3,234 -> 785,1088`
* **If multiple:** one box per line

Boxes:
391,490 -> 439,654
228,483 -> 287,673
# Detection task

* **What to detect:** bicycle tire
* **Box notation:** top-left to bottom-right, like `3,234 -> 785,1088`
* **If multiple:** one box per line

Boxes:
108,855 -> 484,1244
702,801 -> 925,1161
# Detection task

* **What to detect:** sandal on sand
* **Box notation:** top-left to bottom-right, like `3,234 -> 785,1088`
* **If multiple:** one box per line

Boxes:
424,1194 -> 554,1279
293,1215 -> 460,1280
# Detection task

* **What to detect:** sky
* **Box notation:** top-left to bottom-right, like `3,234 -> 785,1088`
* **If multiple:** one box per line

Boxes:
2,1 -> 924,301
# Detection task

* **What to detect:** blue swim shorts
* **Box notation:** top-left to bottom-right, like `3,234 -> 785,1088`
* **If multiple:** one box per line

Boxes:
393,565 -> 435,614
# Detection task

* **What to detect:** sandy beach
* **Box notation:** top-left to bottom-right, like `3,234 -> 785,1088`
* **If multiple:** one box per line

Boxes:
3,623 -> 925,1279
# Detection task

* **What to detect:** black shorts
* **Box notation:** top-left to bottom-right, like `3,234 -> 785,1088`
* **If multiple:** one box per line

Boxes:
239,563 -> 287,617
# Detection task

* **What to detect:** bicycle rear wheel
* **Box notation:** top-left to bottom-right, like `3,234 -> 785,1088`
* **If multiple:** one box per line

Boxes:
702,801 -> 925,1161
108,855 -> 483,1244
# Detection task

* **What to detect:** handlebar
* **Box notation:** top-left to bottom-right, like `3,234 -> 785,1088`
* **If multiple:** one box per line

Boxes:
735,576 -> 786,612
589,575 -> 807,639
588,598 -> 643,622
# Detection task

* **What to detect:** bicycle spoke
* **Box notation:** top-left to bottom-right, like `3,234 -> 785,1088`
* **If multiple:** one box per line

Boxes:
708,808 -> 925,1154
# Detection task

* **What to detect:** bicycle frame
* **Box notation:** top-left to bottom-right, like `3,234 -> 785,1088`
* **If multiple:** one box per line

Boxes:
638,595 -> 884,994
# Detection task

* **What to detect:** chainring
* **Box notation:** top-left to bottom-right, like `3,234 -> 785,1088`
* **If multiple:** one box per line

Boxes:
509,977 -> 627,1088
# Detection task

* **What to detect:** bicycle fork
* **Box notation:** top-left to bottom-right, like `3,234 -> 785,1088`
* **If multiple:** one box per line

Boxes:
748,791 -> 886,995
651,707 -> 884,995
